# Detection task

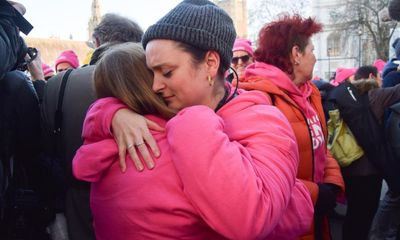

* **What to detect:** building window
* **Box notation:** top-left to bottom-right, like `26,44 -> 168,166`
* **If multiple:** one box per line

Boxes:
327,32 -> 341,57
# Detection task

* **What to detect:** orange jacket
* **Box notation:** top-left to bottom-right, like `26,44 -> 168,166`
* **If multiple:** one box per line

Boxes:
239,73 -> 344,240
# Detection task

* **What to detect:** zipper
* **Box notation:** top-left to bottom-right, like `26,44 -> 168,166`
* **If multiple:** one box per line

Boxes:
299,110 -> 315,182
272,94 -> 316,182
346,86 -> 357,102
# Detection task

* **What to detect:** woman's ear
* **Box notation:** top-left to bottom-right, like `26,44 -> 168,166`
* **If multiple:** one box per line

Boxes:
291,45 -> 302,65
94,37 -> 101,48
369,73 -> 375,80
205,50 -> 220,76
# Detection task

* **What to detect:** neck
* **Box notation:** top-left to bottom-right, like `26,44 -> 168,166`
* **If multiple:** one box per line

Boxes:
293,78 -> 304,86
209,83 -> 227,111
288,72 -> 305,87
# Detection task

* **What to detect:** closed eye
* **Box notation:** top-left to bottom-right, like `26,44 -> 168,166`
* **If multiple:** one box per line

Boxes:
163,70 -> 172,78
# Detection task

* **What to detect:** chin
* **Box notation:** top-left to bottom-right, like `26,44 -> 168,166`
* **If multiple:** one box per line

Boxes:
167,103 -> 182,112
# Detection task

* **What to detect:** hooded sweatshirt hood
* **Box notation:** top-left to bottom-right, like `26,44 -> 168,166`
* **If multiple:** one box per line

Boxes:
240,61 -> 327,183
243,62 -> 314,116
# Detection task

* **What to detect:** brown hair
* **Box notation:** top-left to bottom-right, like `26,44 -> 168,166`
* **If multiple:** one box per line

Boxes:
94,42 -> 175,119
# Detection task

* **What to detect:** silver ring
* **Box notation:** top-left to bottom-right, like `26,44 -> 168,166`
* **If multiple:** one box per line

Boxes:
135,142 -> 145,147
127,143 -> 133,149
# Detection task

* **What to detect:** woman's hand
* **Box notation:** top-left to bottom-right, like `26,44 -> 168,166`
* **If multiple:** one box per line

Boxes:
27,50 -> 44,81
112,109 -> 164,172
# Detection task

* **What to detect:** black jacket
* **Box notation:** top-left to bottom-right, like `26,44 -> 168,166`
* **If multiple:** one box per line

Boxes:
0,1 -> 32,80
328,81 -> 400,193
0,70 -> 47,218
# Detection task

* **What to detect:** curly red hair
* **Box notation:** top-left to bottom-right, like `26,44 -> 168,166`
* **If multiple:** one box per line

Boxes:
254,15 -> 322,74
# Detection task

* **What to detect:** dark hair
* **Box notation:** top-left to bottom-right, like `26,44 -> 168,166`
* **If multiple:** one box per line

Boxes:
92,13 -> 143,45
354,65 -> 378,80
94,42 -> 175,119
254,14 -> 322,74
176,42 -> 226,80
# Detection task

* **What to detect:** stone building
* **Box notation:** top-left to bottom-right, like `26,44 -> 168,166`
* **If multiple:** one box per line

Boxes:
312,0 -> 360,80
88,0 -> 102,41
311,0 -> 399,80
25,38 -> 91,67
24,0 -> 101,68
212,0 -> 248,38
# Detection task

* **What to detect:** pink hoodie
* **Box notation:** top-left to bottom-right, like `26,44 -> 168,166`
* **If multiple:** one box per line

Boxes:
73,91 -> 313,239
244,62 -> 327,183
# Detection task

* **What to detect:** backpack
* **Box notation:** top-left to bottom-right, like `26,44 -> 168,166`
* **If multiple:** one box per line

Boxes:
327,109 -> 364,167
316,81 -> 364,167
328,81 -> 400,192
386,102 -> 400,159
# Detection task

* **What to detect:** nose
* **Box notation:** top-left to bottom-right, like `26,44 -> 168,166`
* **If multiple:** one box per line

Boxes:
152,74 -> 164,93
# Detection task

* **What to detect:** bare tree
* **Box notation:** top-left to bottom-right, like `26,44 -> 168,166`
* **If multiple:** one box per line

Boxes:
248,0 -> 311,41
330,0 -> 397,61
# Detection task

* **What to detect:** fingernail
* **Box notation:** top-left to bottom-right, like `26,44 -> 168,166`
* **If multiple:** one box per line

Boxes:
148,162 -> 154,169
155,151 -> 160,157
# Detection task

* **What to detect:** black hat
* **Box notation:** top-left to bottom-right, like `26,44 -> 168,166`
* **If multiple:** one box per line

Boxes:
142,0 -> 236,69
0,0 -> 33,35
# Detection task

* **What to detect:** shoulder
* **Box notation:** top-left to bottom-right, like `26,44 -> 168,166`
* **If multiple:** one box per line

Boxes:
69,65 -> 95,79
221,91 -> 292,131
230,87 -> 273,106
46,66 -> 96,104
2,70 -> 28,84
383,70 -> 400,88
46,66 -> 95,88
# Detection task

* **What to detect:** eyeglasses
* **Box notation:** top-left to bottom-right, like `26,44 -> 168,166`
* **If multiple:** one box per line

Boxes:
231,55 -> 250,65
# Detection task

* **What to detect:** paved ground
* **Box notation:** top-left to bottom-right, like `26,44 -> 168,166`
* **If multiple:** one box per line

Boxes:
329,181 -> 389,240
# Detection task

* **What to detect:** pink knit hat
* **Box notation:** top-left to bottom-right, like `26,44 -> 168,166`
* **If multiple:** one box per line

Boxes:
232,38 -> 253,56
373,59 -> 386,73
55,50 -> 79,70
42,63 -> 54,76
331,67 -> 357,86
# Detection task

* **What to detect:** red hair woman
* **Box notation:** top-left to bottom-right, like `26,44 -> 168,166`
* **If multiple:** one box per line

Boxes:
238,15 -> 345,240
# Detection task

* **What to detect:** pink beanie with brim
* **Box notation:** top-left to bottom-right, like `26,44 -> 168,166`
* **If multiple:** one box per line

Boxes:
55,50 -> 79,70
42,63 -> 54,76
373,59 -> 386,73
232,38 -> 253,56
331,67 -> 357,86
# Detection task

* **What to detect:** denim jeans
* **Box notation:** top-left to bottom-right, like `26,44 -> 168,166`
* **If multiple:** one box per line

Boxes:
369,190 -> 400,240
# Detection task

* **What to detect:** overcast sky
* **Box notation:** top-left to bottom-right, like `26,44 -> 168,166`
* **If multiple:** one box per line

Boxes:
19,0 -> 183,40
19,0 -> 303,41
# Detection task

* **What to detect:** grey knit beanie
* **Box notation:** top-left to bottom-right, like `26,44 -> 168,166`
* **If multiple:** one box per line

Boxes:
142,0 -> 236,69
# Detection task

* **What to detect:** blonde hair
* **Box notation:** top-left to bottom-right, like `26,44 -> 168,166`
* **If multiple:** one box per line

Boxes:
94,42 -> 175,119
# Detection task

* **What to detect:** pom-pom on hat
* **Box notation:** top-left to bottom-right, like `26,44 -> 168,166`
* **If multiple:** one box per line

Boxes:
55,50 -> 79,70
232,38 -> 253,56
142,0 -> 237,69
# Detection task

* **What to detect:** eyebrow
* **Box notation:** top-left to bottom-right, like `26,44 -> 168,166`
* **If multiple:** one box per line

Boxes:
150,63 -> 174,71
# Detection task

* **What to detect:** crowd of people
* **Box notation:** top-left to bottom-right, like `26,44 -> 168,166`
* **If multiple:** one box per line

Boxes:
0,0 -> 399,239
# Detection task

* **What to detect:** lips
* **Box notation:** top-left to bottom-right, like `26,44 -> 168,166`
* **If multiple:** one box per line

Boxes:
163,95 -> 174,101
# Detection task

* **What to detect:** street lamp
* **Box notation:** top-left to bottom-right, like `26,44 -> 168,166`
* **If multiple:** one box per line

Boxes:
358,28 -> 363,67
327,47 -> 332,80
